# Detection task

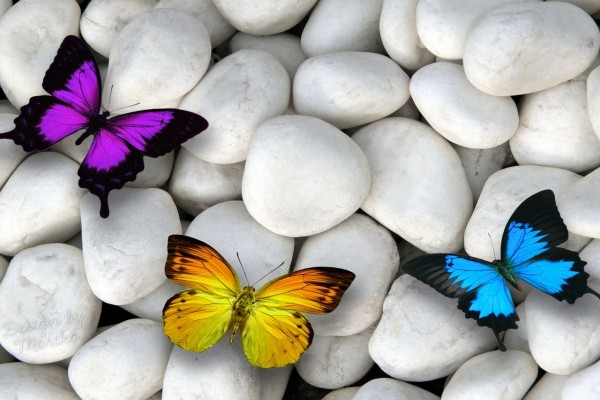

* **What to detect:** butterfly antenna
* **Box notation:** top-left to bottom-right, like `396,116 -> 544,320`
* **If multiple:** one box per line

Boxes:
236,252 -> 251,286
488,233 -> 497,260
251,261 -> 286,287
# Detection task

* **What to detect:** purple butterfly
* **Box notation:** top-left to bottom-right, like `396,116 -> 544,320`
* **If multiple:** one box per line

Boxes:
0,35 -> 208,218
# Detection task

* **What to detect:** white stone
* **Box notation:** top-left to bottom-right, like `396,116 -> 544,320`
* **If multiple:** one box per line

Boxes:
121,279 -> 182,321
295,214 -> 399,336
243,115 -> 371,237
81,0 -> 158,58
81,187 -> 181,304
163,342 -> 260,399
0,0 -> 80,107
293,52 -> 410,129
556,0 -> 600,14
168,147 -> 244,216
559,167 -> 600,239
416,0 -> 540,60
103,8 -> 211,113
411,62 -> 518,148
353,378 -> 440,400
463,2 -> 600,96
503,303 -> 530,353
581,239 -> 600,287
442,350 -> 537,400
0,152 -> 85,256
510,80 -> 600,173
0,113 -> 27,189
523,373 -> 570,400
0,244 -> 100,363
296,325 -> 375,389
229,32 -> 307,80
69,319 -> 172,400
258,366 -> 293,400
212,0 -> 317,35
322,387 -> 361,400
0,363 -> 78,399
562,359 -> 600,399
180,50 -> 290,163
453,143 -> 510,202
353,118 -> 473,253
587,65 -> 600,141
380,0 -> 435,71
155,0 -> 236,47
464,166 -> 586,261
301,0 -> 384,56
185,200 -> 294,285
526,290 -> 600,375
369,275 -> 497,382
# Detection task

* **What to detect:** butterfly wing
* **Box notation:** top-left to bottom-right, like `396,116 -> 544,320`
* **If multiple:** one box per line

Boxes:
0,35 -> 99,150
79,110 -> 208,217
241,267 -> 355,368
403,254 -> 517,350
162,235 -> 241,353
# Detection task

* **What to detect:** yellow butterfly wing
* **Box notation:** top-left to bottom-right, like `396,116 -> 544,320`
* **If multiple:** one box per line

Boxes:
162,235 -> 241,353
241,267 -> 355,368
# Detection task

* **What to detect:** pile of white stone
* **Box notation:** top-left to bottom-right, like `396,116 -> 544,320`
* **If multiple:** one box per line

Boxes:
0,0 -> 599,399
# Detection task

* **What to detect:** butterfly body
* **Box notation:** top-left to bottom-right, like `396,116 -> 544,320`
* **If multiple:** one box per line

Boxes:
0,36 -> 208,217
403,190 -> 599,351
162,235 -> 355,368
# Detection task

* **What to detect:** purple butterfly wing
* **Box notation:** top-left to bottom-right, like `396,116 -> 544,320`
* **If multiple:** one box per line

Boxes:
79,109 -> 208,218
0,35 -> 99,150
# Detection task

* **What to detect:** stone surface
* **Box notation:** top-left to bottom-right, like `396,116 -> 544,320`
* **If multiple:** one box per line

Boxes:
243,115 -> 371,237
464,166 -> 585,261
0,244 -> 100,363
121,279 -> 182,321
103,8 -> 211,112
184,200 -> 294,284
155,0 -> 236,47
0,363 -> 78,399
168,147 -> 244,216
69,319 -> 172,400
411,62 -> 519,148
229,32 -> 307,80
295,214 -> 399,336
442,350 -> 538,400
353,378 -> 440,400
510,80 -> 600,173
212,0 -> 317,35
301,0 -> 384,56
526,290 -> 600,375
380,0 -> 435,71
0,113 -> 26,189
562,359 -> 600,399
559,167 -> 600,239
353,117 -> 473,253
322,387 -> 361,400
523,372 -> 570,400
81,0 -> 158,57
180,50 -> 290,164
0,0 -> 80,107
416,0 -> 540,60
293,51 -> 410,129
81,188 -> 181,305
464,2 -> 600,96
369,275 -> 497,382
296,325 -> 375,389
502,303 -> 530,354
0,152 -> 85,256
587,64 -> 600,141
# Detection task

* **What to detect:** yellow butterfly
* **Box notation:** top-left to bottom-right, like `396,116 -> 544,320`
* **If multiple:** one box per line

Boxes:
162,234 -> 355,368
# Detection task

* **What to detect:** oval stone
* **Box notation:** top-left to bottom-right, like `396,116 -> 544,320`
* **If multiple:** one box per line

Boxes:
523,373 -> 570,400
180,50 -> 290,164
295,214 -> 399,336
243,115 -> 371,237
68,319 -> 172,400
0,363 -> 78,399
0,113 -> 27,189
559,167 -> 600,239
463,2 -> 600,96
353,378 -> 441,400
0,0 -> 80,107
0,244 -> 101,363
322,387 -> 361,400
353,118 -> 473,253
587,65 -> 600,142
562,360 -> 600,399
81,188 -> 181,304
301,0 -> 384,56
103,8 -> 211,112
410,62 -> 519,148
293,52 -> 410,129
0,152 -> 85,256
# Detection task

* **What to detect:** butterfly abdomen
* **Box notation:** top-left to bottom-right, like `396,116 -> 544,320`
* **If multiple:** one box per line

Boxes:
229,287 -> 256,343
494,261 -> 524,292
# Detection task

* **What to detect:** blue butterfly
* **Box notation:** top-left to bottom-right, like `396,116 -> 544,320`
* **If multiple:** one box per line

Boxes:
403,190 -> 600,351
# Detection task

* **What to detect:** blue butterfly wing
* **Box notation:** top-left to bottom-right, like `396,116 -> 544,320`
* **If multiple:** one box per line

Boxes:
403,254 -> 517,349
